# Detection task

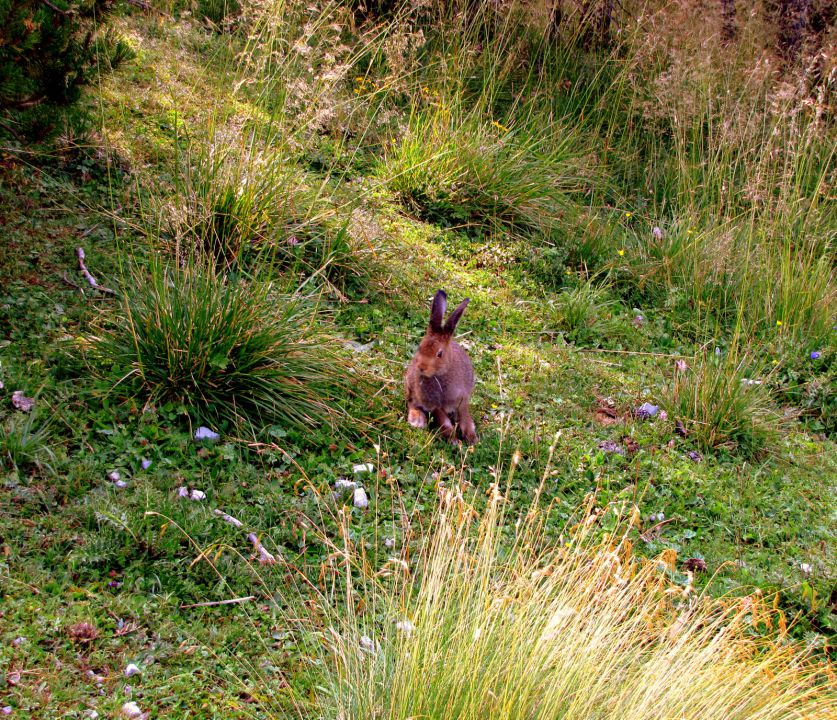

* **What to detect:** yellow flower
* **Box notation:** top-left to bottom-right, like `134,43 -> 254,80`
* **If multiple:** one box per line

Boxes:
776,320 -> 783,327
492,119 -> 510,133
625,212 -> 632,218
618,249 -> 625,256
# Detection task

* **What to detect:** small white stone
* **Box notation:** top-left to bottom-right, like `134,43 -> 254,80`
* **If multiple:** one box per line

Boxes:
353,463 -> 373,475
194,426 -> 220,442
107,471 -> 121,482
359,635 -> 377,653
189,489 -> 206,501
177,487 -> 190,498
85,711 -> 99,720
353,487 -> 369,509
800,563 -> 813,575
114,480 -> 128,489
334,478 -> 357,490
124,663 -> 140,677
11,390 -> 34,412
121,703 -> 143,719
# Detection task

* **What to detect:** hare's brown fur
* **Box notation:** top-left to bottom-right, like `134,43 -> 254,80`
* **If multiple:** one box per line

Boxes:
405,290 -> 477,444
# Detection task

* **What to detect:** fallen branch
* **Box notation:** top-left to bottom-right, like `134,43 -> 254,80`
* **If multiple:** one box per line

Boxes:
640,518 -> 675,543
61,272 -> 83,291
76,247 -> 116,295
247,533 -> 277,565
214,509 -> 278,565
180,596 -> 256,609
213,509 -> 244,528
125,0 -> 171,15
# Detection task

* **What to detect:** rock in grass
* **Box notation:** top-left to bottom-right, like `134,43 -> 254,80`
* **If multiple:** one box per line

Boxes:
11,390 -> 34,412
359,635 -> 378,654
353,463 -> 374,475
121,702 -> 144,719
598,440 -> 626,456
124,663 -> 140,677
634,402 -> 659,419
334,478 -> 358,491
353,487 -> 369,509
194,426 -> 220,442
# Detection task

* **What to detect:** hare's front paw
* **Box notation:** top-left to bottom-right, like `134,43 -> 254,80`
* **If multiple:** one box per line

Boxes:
407,406 -> 427,428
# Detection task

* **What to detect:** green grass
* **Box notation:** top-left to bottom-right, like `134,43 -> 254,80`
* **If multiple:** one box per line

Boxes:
0,0 -> 835,716
663,347 -> 784,456
318,484 -> 835,720
87,258 -> 350,429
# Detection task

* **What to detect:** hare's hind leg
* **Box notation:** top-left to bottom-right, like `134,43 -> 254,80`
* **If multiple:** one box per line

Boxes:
432,407 -> 457,443
458,402 -> 477,445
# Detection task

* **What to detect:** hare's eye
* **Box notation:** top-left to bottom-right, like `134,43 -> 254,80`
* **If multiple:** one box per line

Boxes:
436,349 -> 443,358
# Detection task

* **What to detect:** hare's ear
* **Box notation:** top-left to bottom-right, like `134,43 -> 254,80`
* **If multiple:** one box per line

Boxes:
429,290 -> 447,332
443,297 -> 469,334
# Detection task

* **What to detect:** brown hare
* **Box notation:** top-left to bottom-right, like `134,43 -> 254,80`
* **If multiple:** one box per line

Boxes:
405,290 -> 477,445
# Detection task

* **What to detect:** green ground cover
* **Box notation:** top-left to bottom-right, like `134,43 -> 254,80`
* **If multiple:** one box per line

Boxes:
0,1 -> 834,717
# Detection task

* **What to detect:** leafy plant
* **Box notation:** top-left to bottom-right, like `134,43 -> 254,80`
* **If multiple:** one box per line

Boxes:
88,260 -> 349,429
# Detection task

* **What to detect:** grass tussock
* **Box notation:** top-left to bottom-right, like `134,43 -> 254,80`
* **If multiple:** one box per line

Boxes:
380,109 -> 586,241
88,260 -> 348,428
664,348 -> 784,455
318,481 -> 834,720
0,410 -> 56,476
154,141 -> 358,287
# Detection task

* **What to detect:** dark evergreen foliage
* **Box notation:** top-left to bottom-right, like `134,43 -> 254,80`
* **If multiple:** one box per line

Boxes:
0,0 -> 119,136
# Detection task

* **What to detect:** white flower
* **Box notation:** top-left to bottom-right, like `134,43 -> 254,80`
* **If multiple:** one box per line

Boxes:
800,563 -> 813,575
395,619 -> 415,636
